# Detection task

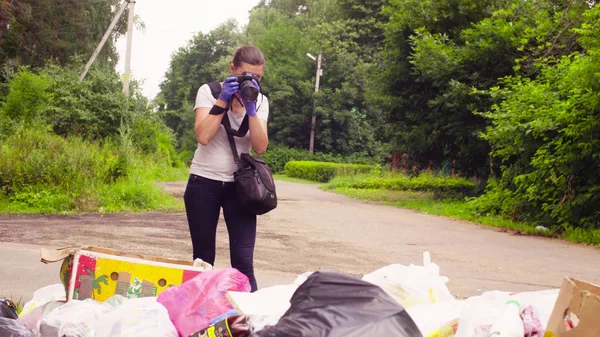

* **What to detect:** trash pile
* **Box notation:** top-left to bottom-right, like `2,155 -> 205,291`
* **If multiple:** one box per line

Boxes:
1,246 -> 598,337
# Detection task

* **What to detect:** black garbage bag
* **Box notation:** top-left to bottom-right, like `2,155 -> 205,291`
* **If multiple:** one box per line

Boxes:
0,317 -> 34,337
0,300 -> 17,320
253,271 -> 424,337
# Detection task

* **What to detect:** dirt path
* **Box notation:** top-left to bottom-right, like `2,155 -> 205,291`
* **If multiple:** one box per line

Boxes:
2,180 -> 600,301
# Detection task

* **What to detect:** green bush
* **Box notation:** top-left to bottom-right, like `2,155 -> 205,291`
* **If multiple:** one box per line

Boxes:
284,161 -> 375,182
0,68 -> 51,135
474,7 -> 600,230
0,127 -> 179,213
325,172 -> 478,198
262,145 -> 381,173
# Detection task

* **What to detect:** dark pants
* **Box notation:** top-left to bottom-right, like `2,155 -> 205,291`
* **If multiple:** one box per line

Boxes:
183,174 -> 258,292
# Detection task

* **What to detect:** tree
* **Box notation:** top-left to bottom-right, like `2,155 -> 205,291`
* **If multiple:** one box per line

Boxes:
472,3 -> 600,231
156,20 -> 242,151
0,0 -> 132,73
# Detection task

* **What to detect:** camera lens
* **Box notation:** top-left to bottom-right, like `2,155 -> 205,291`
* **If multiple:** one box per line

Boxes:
240,80 -> 259,102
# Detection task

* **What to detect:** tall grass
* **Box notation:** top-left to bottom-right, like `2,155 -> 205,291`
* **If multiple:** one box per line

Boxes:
0,126 -> 184,214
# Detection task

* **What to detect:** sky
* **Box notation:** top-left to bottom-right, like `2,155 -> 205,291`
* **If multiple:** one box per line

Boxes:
114,0 -> 261,100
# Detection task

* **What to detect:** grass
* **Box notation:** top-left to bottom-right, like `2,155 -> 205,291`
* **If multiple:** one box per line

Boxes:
331,186 -> 600,247
0,167 -> 188,215
327,187 -> 545,233
274,173 -> 322,185
320,186 -> 600,247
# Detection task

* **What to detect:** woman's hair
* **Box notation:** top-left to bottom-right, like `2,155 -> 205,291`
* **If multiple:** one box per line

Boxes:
232,45 -> 265,68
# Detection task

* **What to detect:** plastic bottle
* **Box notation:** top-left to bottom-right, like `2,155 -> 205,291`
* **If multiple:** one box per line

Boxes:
488,300 -> 524,337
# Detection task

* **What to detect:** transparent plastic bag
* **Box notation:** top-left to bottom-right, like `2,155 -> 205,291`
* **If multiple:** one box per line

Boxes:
157,268 -> 251,337
94,297 -> 178,337
18,301 -> 65,337
454,289 -> 559,337
19,285 -> 66,318
39,298 -> 116,337
406,300 -> 466,336
362,252 -> 455,308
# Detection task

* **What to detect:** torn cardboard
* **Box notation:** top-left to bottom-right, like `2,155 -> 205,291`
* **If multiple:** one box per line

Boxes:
41,246 -> 205,302
545,278 -> 600,337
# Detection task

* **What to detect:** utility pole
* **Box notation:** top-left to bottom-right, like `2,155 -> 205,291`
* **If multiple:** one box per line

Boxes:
309,53 -> 322,153
79,0 -> 130,81
122,0 -> 136,94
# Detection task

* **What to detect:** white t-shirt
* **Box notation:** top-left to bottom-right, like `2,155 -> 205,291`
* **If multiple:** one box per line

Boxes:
190,84 -> 269,182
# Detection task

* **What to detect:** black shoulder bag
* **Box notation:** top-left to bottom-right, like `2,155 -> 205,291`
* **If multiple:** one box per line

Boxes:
207,81 -> 277,215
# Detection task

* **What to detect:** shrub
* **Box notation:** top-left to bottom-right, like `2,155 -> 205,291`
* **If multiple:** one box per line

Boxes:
474,7 -> 600,230
0,68 -> 51,134
262,145 -> 381,173
284,161 -> 375,182
0,127 -> 178,213
325,172 -> 478,198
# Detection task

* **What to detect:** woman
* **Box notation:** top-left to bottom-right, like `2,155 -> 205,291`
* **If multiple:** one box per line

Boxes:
184,45 -> 269,292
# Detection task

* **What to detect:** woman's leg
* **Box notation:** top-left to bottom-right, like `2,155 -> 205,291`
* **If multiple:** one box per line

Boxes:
183,174 -> 222,265
221,183 -> 258,292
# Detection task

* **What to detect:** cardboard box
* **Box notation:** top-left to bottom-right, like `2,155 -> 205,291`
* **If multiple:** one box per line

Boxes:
41,246 -> 204,302
544,278 -> 600,337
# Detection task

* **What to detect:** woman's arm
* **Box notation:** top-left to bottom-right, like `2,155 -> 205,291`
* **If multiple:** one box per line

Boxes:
194,98 -> 228,146
194,77 -> 239,145
249,116 -> 269,154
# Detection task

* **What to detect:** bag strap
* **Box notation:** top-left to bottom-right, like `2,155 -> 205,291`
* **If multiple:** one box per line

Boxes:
222,115 -> 241,166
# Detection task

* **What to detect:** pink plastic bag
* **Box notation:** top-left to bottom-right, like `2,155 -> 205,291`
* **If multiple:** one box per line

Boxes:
157,268 -> 251,337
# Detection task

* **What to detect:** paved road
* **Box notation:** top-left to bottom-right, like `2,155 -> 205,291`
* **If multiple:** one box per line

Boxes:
1,180 -> 599,301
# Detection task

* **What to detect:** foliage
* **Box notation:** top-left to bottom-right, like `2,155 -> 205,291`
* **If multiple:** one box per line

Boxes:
0,0 -> 133,77
0,63 -> 182,214
325,172 -> 478,198
157,0 -> 387,158
261,145 -> 382,173
372,0 -> 592,176
0,126 -> 181,214
284,160 -> 374,182
472,5 -> 600,231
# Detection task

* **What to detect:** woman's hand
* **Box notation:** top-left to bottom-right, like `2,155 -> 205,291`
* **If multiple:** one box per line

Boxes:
219,76 -> 239,102
242,79 -> 260,116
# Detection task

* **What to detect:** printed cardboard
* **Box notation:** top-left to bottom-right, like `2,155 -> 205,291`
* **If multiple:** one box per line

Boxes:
41,246 -> 203,302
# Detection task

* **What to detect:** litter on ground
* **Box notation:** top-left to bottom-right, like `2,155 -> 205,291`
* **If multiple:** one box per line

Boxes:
1,246 -> 598,337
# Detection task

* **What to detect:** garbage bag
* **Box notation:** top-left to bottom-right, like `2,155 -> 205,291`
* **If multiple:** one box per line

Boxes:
157,268 -> 251,337
253,271 -> 423,337
0,317 -> 34,337
94,297 -> 178,337
0,299 -> 18,320
38,298 -> 116,337
406,300 -> 466,336
454,289 -> 559,337
18,301 -> 65,337
226,272 -> 313,318
19,285 -> 65,318
362,252 -> 454,308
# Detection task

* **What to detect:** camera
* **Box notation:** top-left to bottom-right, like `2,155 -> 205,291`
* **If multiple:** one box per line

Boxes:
236,72 -> 260,102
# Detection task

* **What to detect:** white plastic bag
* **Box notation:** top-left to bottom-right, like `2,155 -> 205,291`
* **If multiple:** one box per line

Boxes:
406,300 -> 467,336
362,252 -> 455,308
94,297 -> 178,337
18,301 -> 65,337
39,297 -> 117,337
248,315 -> 281,334
20,284 -> 66,317
227,272 -> 313,318
192,258 -> 213,271
454,289 -> 559,337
